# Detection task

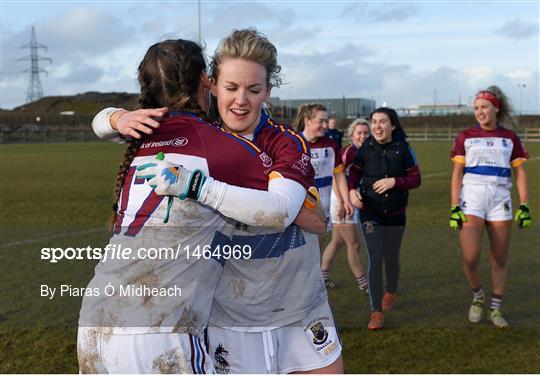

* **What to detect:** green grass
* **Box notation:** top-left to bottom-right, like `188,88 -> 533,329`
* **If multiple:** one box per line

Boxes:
1,141 -> 539,373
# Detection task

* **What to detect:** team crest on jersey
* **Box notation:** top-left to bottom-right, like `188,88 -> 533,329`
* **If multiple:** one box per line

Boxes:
364,221 -> 376,234
214,344 -> 230,374
292,160 -> 310,176
259,152 -> 273,168
310,322 -> 329,345
301,154 -> 311,166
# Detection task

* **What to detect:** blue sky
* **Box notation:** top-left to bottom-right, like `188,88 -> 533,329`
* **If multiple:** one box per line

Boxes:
1,1 -> 538,113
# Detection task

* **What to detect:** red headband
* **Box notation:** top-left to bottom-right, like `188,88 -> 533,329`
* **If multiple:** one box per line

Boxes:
475,91 -> 501,109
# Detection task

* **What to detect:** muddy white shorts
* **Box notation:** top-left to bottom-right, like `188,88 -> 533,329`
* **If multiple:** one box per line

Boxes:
206,300 -> 341,374
460,184 -> 512,221
77,327 -> 214,374
330,191 -> 358,225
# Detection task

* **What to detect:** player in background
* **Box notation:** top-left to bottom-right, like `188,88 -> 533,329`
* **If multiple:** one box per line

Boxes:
79,39 -> 322,374
450,85 -> 531,328
92,29 -> 342,374
348,107 -> 421,330
325,116 -> 344,147
294,103 -> 354,287
321,118 -> 370,292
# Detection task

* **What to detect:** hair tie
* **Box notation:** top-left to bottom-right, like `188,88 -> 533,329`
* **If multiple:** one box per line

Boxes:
475,91 -> 501,109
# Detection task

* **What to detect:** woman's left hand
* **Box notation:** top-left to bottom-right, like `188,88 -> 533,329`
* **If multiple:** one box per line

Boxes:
337,201 -> 346,220
343,200 -> 354,217
372,178 -> 396,194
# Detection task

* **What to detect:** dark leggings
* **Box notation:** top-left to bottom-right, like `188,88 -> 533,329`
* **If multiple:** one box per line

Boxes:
359,210 -> 406,312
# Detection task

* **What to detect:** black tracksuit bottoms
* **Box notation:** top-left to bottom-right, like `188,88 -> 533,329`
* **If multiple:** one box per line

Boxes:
359,210 -> 406,312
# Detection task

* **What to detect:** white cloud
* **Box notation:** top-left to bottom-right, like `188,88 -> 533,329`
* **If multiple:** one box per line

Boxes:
463,66 -> 497,86
1,2 -> 538,114
274,40 -> 539,114
507,70 -> 532,80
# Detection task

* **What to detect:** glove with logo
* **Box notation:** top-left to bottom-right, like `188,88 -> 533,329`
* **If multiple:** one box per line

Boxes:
449,205 -> 467,231
135,152 -> 207,200
514,203 -> 532,229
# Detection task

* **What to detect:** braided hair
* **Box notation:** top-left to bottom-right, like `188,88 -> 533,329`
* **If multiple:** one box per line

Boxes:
108,39 -> 207,231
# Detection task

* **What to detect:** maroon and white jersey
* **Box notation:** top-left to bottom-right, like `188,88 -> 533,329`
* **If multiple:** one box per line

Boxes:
252,112 -> 315,189
341,143 -> 358,176
80,111 -> 271,336
304,135 -> 344,218
209,112 -> 328,330
451,125 -> 529,188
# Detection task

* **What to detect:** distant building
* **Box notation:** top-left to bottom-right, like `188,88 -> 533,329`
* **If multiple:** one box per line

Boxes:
267,96 -> 376,119
397,104 -> 473,117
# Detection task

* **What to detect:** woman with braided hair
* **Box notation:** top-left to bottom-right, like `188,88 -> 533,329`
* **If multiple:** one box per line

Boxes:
79,38 -> 323,374
92,29 -> 343,374
450,85 -> 531,328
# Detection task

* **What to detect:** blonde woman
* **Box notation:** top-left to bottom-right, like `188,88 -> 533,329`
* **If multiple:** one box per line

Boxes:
321,118 -> 370,291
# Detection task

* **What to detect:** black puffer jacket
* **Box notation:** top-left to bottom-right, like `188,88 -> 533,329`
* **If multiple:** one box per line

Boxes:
353,136 -> 417,214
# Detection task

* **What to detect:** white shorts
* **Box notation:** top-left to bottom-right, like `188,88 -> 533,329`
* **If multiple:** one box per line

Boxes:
330,191 -> 358,225
460,184 -> 512,221
77,327 -> 214,374
206,301 -> 342,374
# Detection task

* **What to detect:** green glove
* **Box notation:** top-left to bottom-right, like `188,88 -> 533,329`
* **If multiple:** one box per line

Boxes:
450,205 -> 467,231
514,203 -> 532,229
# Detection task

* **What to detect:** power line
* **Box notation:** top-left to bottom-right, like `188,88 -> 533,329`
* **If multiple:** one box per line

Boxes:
17,26 -> 52,103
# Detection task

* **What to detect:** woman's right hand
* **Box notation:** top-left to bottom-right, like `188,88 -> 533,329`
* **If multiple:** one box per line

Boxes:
112,107 -> 169,139
349,189 -> 363,209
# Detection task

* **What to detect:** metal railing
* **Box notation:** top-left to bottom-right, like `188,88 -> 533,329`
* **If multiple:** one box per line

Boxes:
407,127 -> 540,142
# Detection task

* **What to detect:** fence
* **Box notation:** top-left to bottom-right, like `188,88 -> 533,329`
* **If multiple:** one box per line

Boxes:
0,128 -> 100,144
1,118 -> 539,144
406,126 -> 540,142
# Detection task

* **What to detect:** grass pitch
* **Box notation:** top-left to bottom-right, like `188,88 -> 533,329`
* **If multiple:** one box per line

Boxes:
0,141 -> 539,373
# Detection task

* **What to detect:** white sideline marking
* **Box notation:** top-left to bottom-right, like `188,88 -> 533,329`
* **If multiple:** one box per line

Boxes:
0,228 -> 104,249
1,157 -> 538,250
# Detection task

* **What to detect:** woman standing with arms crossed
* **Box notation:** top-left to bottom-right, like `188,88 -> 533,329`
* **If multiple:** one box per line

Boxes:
348,107 -> 421,330
450,85 -> 531,328
321,118 -> 370,291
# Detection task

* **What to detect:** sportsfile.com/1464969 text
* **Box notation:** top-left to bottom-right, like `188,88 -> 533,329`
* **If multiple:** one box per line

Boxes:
40,244 -> 253,263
